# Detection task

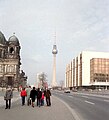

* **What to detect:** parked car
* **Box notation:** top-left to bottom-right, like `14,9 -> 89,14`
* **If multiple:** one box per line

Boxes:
64,89 -> 70,93
72,89 -> 77,92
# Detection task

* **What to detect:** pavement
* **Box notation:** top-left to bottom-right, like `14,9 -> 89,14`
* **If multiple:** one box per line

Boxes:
0,91 -> 76,120
0,91 -> 20,107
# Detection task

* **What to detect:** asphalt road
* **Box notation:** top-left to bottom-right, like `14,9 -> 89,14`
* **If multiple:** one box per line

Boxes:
52,90 -> 109,120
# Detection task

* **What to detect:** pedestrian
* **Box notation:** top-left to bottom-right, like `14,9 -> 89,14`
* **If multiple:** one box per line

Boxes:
30,87 -> 37,107
26,86 -> 31,106
44,88 -> 51,106
20,88 -> 27,106
41,91 -> 44,106
37,88 -> 42,107
4,86 -> 13,109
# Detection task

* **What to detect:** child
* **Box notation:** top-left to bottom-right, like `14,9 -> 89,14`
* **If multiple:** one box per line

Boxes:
41,92 -> 44,106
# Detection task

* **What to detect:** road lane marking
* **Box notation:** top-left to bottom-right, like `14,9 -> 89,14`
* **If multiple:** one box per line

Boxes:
85,100 -> 95,105
82,96 -> 89,98
68,96 -> 73,98
104,99 -> 109,102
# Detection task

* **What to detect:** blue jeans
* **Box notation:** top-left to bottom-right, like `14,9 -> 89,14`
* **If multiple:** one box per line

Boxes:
37,98 -> 41,107
41,99 -> 44,106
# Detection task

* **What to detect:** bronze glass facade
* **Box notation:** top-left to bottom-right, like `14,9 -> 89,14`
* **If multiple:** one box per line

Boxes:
90,58 -> 109,83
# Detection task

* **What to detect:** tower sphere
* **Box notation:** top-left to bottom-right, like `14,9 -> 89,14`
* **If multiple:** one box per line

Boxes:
52,45 -> 58,54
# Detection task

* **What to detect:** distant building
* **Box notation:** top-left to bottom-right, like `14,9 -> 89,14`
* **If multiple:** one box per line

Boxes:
0,31 -> 27,88
66,51 -> 109,89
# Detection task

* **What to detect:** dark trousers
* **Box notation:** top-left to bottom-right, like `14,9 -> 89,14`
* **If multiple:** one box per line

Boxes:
21,96 -> 25,105
37,98 -> 41,107
6,99 -> 11,109
27,97 -> 31,106
46,97 -> 51,106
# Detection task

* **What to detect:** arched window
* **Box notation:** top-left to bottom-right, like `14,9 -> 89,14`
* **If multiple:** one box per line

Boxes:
10,47 -> 14,54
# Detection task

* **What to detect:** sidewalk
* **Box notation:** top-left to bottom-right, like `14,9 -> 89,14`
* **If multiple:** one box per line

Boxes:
0,94 -> 76,120
0,91 -> 20,107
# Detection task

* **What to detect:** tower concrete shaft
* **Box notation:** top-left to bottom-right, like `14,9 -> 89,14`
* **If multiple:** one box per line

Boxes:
52,54 -> 57,87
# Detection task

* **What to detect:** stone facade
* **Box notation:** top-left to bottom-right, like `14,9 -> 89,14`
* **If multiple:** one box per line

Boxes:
0,31 -> 23,88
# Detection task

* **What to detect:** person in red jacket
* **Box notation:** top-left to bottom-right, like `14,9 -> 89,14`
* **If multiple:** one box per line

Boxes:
20,88 -> 27,106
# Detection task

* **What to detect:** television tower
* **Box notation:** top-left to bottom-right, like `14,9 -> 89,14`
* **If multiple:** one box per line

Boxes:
51,32 -> 58,87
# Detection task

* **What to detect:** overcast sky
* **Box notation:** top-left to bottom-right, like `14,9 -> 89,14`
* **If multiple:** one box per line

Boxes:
0,0 -> 109,85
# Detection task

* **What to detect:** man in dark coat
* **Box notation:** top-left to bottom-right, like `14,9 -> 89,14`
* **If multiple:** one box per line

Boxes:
44,88 -> 51,106
37,88 -> 42,107
30,87 -> 37,107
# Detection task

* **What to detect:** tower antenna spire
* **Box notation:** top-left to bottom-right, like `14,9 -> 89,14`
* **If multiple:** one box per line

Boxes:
54,30 -> 56,45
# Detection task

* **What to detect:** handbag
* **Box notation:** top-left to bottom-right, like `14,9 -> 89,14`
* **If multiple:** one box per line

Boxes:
4,96 -> 6,100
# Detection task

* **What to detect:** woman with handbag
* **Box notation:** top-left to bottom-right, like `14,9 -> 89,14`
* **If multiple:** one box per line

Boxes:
4,86 -> 13,109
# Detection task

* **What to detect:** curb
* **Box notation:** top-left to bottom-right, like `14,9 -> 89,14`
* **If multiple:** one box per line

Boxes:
53,95 -> 82,120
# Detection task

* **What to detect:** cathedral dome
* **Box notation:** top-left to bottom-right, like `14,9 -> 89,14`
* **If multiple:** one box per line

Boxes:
8,34 -> 19,45
0,31 -> 7,45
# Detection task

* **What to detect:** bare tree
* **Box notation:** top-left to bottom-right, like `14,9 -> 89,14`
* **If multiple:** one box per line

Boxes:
38,72 -> 47,89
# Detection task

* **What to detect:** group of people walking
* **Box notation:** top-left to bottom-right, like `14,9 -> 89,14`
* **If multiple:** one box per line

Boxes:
4,86 -> 51,109
20,86 -> 51,108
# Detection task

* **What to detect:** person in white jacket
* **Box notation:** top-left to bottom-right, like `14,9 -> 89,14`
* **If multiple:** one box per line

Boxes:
26,86 -> 31,106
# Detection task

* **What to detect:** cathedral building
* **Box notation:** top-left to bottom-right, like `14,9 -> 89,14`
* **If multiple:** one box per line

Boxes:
0,31 -> 22,88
